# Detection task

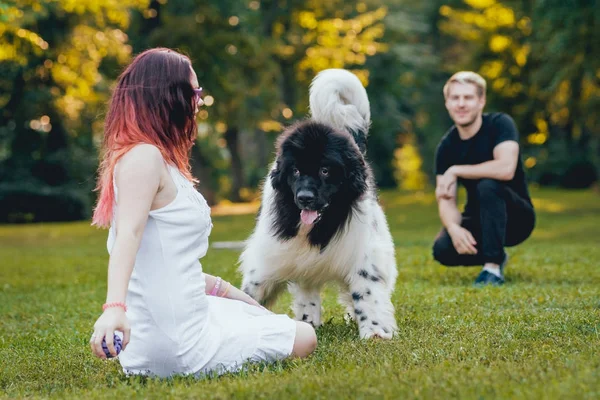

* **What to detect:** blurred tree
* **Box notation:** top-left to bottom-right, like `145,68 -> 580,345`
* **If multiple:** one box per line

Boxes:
528,0 -> 599,187
4,0 -> 596,223
365,0 -> 449,189
0,0 -> 147,222
133,0 -> 391,201
439,0 -> 599,187
130,0 -> 281,202
251,0 -> 396,193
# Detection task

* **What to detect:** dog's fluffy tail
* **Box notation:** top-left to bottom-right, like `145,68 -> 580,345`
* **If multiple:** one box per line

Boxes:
309,69 -> 370,153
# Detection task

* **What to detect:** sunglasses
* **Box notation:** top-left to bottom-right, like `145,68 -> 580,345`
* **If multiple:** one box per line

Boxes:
193,87 -> 203,102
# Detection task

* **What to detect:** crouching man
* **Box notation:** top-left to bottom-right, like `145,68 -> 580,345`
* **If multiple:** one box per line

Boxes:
432,71 -> 535,285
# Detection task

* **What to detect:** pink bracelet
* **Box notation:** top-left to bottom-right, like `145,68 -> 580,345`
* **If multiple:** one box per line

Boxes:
102,302 -> 127,312
220,281 -> 230,298
210,277 -> 222,296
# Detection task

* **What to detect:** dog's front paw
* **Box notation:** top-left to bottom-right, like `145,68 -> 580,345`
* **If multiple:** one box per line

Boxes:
359,324 -> 395,340
299,314 -> 322,328
293,302 -> 322,328
289,284 -> 322,328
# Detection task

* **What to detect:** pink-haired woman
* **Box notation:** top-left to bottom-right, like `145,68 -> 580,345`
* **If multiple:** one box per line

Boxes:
89,48 -> 316,377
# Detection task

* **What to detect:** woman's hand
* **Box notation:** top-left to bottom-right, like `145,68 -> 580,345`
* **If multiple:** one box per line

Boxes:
222,282 -> 273,313
225,283 -> 262,307
205,274 -> 272,312
90,308 -> 131,359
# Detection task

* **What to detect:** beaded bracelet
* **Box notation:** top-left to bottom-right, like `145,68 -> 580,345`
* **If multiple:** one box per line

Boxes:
102,302 -> 127,312
220,281 -> 230,298
210,276 -> 222,296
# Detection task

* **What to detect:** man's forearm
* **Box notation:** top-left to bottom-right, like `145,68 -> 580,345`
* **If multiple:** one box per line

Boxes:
450,160 -> 514,181
438,198 -> 461,231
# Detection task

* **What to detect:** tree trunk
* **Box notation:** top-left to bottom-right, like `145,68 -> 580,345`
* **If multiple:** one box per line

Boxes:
280,60 -> 297,109
224,126 -> 245,202
34,107 -> 70,186
255,128 -> 268,169
136,0 -> 162,52
190,144 -> 216,206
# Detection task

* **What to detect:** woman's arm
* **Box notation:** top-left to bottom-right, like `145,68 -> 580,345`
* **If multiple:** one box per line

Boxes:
204,273 -> 264,308
90,144 -> 164,359
105,145 -> 163,302
204,273 -> 218,295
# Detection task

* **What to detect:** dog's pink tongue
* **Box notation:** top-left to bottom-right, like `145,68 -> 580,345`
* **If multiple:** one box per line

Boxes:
300,210 -> 318,225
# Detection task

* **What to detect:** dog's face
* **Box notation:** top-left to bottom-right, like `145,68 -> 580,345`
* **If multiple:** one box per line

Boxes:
270,121 -> 368,227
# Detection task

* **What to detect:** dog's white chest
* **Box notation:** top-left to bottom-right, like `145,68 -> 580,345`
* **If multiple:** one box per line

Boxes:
273,229 -> 362,284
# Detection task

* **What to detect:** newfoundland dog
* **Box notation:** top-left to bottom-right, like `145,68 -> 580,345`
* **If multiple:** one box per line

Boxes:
239,69 -> 397,339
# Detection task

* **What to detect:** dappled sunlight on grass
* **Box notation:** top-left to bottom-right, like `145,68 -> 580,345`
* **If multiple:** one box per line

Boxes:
531,197 -> 567,213
530,228 -> 562,240
206,186 -> 596,219
382,190 -> 436,207
209,190 -> 438,217
211,200 -> 260,216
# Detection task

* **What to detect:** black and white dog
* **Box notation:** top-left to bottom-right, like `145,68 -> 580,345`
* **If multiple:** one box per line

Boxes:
239,69 -> 397,339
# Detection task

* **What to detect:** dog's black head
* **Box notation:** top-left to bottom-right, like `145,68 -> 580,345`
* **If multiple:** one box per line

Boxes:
269,121 -> 370,248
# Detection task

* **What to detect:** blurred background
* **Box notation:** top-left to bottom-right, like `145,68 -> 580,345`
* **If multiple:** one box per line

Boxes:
0,0 -> 598,223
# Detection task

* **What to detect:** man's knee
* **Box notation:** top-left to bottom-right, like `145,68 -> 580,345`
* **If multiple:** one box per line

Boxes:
476,179 -> 504,201
432,238 -> 455,266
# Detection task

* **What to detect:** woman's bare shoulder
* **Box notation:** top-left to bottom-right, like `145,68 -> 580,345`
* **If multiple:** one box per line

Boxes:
117,144 -> 164,182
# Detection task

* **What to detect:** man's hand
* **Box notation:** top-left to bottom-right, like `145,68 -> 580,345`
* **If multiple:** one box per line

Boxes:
448,224 -> 478,255
436,168 -> 457,199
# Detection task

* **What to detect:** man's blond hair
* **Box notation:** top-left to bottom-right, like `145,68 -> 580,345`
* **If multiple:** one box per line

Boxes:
443,71 -> 487,99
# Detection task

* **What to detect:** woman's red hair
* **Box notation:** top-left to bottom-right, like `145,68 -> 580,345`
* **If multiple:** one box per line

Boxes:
92,48 -> 198,228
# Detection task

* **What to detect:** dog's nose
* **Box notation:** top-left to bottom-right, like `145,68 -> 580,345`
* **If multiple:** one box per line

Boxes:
296,190 -> 315,207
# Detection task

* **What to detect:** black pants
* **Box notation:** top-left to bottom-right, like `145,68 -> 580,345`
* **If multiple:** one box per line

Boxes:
432,179 -> 535,266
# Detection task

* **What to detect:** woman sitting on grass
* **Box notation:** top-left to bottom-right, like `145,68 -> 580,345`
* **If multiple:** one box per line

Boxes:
89,48 -> 317,377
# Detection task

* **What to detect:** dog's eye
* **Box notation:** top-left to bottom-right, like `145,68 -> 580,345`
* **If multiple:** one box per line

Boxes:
293,167 -> 300,176
320,167 -> 329,177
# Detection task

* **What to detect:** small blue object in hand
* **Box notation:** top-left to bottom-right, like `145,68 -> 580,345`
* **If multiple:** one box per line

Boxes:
101,334 -> 122,358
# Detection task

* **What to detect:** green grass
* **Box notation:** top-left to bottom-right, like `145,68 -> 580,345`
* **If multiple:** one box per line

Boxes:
1,188 -> 599,399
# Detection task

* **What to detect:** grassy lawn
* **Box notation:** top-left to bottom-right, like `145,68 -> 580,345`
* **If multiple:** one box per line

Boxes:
1,188 -> 599,399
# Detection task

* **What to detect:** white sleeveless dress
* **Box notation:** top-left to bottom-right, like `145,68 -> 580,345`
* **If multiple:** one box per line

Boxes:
107,163 -> 296,378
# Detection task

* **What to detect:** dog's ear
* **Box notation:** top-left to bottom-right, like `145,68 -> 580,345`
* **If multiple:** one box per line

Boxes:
348,128 -> 368,155
348,166 -> 367,197
269,158 -> 286,191
344,149 -> 368,197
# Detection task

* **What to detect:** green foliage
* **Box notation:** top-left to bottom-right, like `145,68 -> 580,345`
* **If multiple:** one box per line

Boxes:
133,0 -> 396,197
0,181 -> 88,222
0,0 -> 148,219
0,0 -> 598,220
365,0 -> 448,188
1,188 -> 599,398
439,0 -> 600,187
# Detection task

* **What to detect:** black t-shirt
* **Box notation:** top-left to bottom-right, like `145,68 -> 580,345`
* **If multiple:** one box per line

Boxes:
434,112 -> 532,211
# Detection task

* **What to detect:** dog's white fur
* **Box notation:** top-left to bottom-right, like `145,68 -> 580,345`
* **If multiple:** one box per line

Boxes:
309,69 -> 371,135
239,69 -> 398,339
